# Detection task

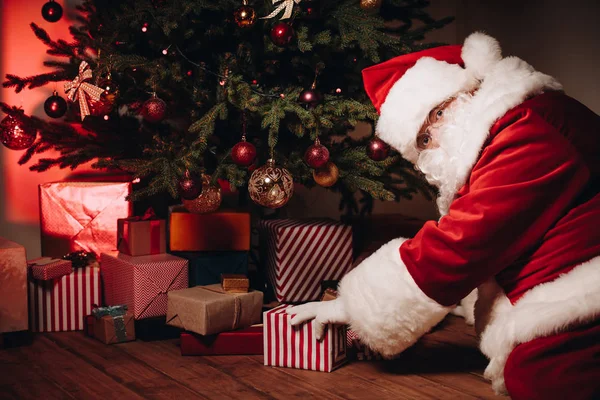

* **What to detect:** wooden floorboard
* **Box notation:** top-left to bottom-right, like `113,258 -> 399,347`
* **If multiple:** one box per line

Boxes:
0,315 -> 507,399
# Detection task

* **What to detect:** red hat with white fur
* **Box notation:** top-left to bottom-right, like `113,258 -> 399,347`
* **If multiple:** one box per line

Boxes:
362,32 -> 502,163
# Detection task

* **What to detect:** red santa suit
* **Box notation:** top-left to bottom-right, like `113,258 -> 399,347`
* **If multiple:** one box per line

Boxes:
319,33 -> 600,399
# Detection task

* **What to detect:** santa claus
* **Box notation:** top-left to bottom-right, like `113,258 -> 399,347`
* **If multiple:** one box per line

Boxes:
288,32 -> 600,399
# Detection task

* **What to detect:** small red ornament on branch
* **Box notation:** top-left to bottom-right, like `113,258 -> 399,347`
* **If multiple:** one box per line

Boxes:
366,137 -> 390,161
304,137 -> 329,168
142,93 -> 167,123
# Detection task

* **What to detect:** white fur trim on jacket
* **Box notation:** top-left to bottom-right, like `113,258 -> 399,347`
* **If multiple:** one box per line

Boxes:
337,238 -> 451,358
476,256 -> 600,395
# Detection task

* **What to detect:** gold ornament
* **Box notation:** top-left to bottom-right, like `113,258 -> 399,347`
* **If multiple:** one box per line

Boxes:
249,158 -> 294,208
182,174 -> 222,213
359,0 -> 382,12
234,0 -> 257,28
313,161 -> 339,187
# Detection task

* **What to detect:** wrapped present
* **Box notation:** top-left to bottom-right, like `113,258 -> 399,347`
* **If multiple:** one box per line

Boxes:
39,180 -> 132,258
259,219 -> 353,303
0,238 -> 28,334
180,325 -> 263,356
28,266 -> 101,332
169,206 -> 251,251
221,274 -> 249,294
117,208 -> 166,256
347,330 -> 383,361
166,284 -> 263,336
264,304 -> 347,372
100,253 -> 188,320
173,251 -> 248,287
91,305 -> 135,344
28,257 -> 72,281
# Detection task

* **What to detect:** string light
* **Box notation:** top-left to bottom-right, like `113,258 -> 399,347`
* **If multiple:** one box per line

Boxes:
336,88 -> 342,93
103,115 -> 109,120
279,93 -> 285,99
141,22 -> 148,32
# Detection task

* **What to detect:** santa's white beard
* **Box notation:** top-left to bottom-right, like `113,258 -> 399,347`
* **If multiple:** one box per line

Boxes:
415,93 -> 474,216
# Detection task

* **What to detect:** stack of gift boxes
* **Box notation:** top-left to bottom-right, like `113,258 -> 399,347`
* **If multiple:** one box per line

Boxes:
2,176 -> 379,368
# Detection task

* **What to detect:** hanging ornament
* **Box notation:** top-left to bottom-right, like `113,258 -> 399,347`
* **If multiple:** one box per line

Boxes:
298,84 -> 322,107
0,114 -> 36,151
232,139 -> 257,167
41,0 -> 63,23
249,158 -> 294,208
142,93 -> 167,123
44,91 -> 68,118
300,0 -> 321,18
367,137 -> 390,161
182,174 -> 222,214
178,171 -> 203,200
304,138 -> 329,168
82,74 -> 120,118
64,61 -> 105,121
359,0 -> 382,12
261,0 -> 301,20
234,0 -> 257,28
313,161 -> 339,187
270,22 -> 294,47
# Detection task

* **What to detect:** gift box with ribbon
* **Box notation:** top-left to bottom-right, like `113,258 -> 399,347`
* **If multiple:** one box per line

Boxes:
166,284 -> 263,336
117,208 -> 166,256
27,257 -> 73,281
100,253 -> 188,320
180,325 -> 263,356
91,304 -> 135,344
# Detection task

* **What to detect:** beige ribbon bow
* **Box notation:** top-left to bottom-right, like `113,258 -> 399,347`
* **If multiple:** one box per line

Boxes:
261,0 -> 301,20
64,61 -> 104,121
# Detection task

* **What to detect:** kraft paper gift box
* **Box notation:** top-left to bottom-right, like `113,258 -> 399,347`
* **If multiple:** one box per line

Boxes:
100,253 -> 188,320
166,284 -> 263,336
263,304 -> 347,372
28,257 -> 72,280
39,180 -> 132,258
91,305 -> 135,344
0,238 -> 28,334
168,206 -> 251,252
259,219 -> 354,303
117,209 -> 166,256
28,266 -> 101,332
180,325 -> 263,356
172,251 -> 248,287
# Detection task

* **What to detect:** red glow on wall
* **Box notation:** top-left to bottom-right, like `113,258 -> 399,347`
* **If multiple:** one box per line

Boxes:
1,0 -> 95,225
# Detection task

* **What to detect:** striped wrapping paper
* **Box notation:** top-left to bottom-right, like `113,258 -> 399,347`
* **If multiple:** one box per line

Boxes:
264,304 -> 347,372
28,267 -> 101,332
259,219 -> 353,303
100,253 -> 188,320
347,329 -> 383,361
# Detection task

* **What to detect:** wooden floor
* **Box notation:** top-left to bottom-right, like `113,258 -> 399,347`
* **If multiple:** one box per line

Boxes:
0,316 -> 507,399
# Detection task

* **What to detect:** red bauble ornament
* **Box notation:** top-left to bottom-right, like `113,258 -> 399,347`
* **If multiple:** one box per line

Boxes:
298,87 -> 322,107
42,0 -> 63,23
270,22 -> 294,47
231,139 -> 257,167
44,91 -> 68,118
0,115 -> 36,150
142,95 -> 167,123
304,140 -> 330,168
367,137 -> 390,161
178,171 -> 203,200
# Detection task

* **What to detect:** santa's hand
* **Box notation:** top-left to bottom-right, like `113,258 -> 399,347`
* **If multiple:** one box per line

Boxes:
286,298 -> 349,340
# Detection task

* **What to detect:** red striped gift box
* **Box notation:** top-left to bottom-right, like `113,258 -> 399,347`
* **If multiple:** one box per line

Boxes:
28,267 -> 101,332
264,304 -> 347,372
259,219 -> 353,303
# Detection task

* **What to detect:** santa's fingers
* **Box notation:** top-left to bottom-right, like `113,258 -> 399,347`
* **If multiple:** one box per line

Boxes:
314,318 -> 326,340
287,302 -> 320,325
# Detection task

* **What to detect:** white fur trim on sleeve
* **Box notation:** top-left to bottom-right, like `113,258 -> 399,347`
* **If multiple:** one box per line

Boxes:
337,238 -> 451,358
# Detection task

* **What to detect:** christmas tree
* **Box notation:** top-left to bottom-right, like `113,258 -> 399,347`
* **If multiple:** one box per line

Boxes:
1,0 -> 451,215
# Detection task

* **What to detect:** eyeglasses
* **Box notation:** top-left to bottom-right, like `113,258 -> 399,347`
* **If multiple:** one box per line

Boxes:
416,97 -> 456,151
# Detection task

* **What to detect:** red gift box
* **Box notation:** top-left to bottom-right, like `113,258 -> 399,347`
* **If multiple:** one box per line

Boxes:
117,208 -> 166,256
28,257 -> 72,280
100,253 -> 188,320
264,305 -> 347,372
0,238 -> 28,334
259,219 -> 354,303
180,325 -> 263,356
28,267 -> 101,332
39,180 -> 132,259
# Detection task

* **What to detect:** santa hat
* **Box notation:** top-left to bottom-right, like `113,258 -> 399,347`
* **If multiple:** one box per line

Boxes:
362,32 -> 502,163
